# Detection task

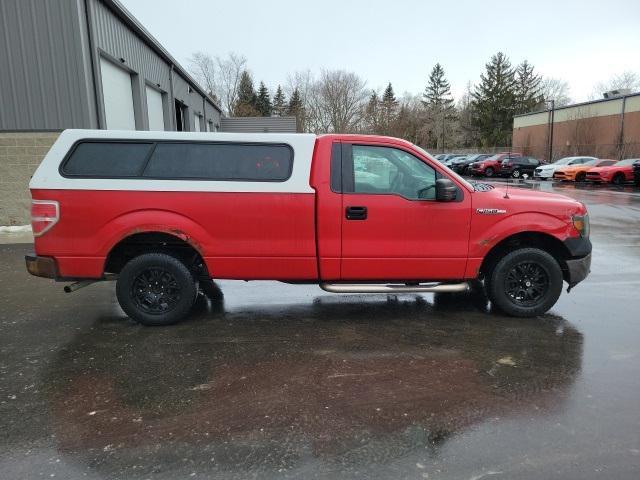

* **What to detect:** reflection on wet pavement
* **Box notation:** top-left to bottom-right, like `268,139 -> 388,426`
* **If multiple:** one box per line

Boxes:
1,180 -> 640,479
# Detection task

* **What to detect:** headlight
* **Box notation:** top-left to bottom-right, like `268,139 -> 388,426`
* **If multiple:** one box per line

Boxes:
572,214 -> 590,237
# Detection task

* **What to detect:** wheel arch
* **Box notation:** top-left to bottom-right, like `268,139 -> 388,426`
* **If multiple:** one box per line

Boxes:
479,231 -> 571,283
104,231 -> 209,279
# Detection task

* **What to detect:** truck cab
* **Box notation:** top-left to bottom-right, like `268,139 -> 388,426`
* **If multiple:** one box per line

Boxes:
26,130 -> 592,325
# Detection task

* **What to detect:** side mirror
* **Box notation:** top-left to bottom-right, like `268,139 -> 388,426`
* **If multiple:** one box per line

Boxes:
436,178 -> 457,201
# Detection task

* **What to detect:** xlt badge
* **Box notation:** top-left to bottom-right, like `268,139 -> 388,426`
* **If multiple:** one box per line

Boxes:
476,208 -> 507,215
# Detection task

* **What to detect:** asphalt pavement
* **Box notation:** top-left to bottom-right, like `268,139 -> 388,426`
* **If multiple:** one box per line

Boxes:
1,180 -> 640,479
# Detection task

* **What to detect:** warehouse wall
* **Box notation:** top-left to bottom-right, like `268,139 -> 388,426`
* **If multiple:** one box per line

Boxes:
0,0 -> 96,130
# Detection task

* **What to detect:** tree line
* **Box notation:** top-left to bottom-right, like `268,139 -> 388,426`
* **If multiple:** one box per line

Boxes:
189,51 -> 639,150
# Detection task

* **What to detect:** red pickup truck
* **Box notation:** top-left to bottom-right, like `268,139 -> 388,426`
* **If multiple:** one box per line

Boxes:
26,130 -> 591,325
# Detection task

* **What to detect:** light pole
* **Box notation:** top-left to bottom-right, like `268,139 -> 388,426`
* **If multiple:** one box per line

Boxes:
546,99 -> 555,162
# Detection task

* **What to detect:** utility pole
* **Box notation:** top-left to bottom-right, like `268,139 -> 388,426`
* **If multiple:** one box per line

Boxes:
547,99 -> 555,162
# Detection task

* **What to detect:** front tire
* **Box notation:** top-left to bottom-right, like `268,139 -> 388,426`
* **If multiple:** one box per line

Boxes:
512,169 -> 521,178
612,173 -> 625,185
575,172 -> 586,182
116,253 -> 197,326
487,248 -> 563,317
485,167 -> 495,177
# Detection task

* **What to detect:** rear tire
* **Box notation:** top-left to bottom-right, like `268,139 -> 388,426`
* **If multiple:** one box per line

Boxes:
487,248 -> 563,317
485,167 -> 495,177
575,172 -> 586,182
116,253 -> 197,326
512,169 -> 521,178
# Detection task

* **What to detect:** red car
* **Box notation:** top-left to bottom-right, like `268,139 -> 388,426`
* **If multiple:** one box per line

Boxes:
468,152 -> 522,177
26,130 -> 591,324
585,158 -> 637,184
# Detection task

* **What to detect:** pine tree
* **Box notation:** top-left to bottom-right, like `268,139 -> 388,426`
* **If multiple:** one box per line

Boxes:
234,70 -> 258,117
286,88 -> 304,132
422,63 -> 456,150
472,52 -> 517,146
514,60 -> 542,114
272,85 -> 287,116
380,83 -> 398,135
365,90 -> 381,133
256,81 -> 272,117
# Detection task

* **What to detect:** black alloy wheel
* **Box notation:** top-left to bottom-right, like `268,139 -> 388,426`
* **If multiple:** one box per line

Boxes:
131,268 -> 181,314
504,261 -> 549,307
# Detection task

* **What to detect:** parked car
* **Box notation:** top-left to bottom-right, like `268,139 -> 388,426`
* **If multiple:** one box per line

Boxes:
440,153 -> 464,163
553,159 -> 616,182
450,154 -> 492,175
443,154 -> 468,167
26,130 -> 591,324
468,152 -> 523,177
534,156 -> 597,180
585,158 -> 638,184
634,159 -> 640,186
499,156 -> 541,178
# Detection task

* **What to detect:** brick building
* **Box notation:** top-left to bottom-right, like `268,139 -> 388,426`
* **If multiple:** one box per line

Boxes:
512,92 -> 640,162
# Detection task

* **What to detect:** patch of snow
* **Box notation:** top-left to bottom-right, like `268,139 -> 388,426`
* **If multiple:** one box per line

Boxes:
0,225 -> 32,233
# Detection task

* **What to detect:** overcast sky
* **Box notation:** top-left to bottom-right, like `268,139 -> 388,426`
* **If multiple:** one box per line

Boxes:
120,0 -> 640,102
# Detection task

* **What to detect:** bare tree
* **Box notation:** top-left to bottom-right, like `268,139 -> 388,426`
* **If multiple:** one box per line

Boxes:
188,52 -> 217,98
188,52 -> 246,115
314,69 -> 368,133
285,69 -> 368,133
217,52 -> 247,115
540,77 -> 572,107
590,71 -> 640,99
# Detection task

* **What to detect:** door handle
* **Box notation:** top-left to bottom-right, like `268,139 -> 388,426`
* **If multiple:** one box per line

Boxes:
346,206 -> 367,220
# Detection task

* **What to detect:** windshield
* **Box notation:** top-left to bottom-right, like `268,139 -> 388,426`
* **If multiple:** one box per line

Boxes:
553,158 -> 574,165
583,159 -> 598,166
485,154 -> 501,161
616,159 -> 636,166
414,145 -> 473,191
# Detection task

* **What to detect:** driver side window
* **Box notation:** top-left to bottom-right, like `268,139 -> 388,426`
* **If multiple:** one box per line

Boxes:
351,145 -> 437,200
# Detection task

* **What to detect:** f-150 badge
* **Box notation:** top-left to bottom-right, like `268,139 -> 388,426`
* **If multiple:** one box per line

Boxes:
476,208 -> 507,215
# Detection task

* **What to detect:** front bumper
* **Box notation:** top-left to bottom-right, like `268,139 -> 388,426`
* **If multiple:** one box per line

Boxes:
563,236 -> 592,289
566,253 -> 591,289
534,170 -> 553,178
25,254 -> 58,279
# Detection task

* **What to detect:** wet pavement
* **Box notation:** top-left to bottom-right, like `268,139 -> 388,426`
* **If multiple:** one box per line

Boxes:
1,181 -> 640,479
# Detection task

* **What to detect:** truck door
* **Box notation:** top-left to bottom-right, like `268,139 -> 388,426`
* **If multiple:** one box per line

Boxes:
338,143 -> 472,280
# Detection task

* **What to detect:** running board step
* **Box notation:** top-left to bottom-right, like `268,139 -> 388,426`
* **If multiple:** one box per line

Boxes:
320,282 -> 469,294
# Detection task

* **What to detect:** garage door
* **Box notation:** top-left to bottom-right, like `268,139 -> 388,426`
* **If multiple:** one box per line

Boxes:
146,86 -> 165,131
100,58 -> 136,130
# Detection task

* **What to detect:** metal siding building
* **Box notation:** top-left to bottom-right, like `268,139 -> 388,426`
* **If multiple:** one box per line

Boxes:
0,0 -> 222,133
0,0 -> 225,225
220,116 -> 298,133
